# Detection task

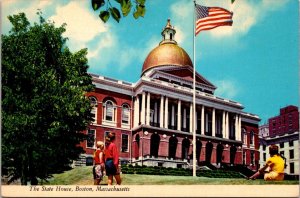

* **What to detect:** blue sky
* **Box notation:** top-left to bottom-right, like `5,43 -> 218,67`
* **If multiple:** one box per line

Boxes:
2,0 -> 299,124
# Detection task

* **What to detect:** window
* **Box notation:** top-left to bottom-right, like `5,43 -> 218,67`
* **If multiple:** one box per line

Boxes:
250,151 -> 254,165
280,151 -> 284,156
87,129 -> 95,148
103,100 -> 116,126
263,153 -> 266,161
290,163 -> 294,174
289,140 -> 294,147
280,142 -> 284,148
122,104 -> 130,126
263,145 -> 266,151
121,134 -> 129,152
242,128 -> 247,145
105,101 -> 114,121
250,131 -> 254,145
89,97 -> 98,124
243,151 -> 246,165
289,150 -> 294,159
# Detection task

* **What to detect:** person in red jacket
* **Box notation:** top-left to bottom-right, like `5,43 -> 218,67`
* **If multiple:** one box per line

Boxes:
105,132 -> 121,185
93,141 -> 105,185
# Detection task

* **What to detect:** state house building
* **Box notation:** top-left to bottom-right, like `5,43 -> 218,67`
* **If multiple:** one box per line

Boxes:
79,20 -> 261,171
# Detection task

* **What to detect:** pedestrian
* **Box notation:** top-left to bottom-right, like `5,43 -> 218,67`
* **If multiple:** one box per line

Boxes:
105,132 -> 121,185
248,144 -> 285,181
93,141 -> 105,185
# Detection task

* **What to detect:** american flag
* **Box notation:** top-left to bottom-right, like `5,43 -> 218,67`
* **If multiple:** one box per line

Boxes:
195,4 -> 233,35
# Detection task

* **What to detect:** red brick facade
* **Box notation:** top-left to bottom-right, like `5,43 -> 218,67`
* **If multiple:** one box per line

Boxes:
268,105 -> 299,137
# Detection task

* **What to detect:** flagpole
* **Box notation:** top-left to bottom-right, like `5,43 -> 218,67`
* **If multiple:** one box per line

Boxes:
192,0 -> 197,177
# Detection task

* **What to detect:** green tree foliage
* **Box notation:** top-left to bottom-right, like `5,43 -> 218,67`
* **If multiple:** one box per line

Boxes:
2,12 -> 95,185
92,0 -> 146,23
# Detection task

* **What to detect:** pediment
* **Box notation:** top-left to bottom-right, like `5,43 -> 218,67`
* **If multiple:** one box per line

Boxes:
148,66 -> 216,90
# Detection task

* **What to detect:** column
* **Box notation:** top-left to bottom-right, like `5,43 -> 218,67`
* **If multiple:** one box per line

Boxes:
164,96 -> 169,129
237,115 -> 241,141
146,92 -> 150,125
239,115 -> 242,141
222,110 -> 225,138
201,105 -> 205,134
235,114 -> 238,140
189,103 -> 193,133
171,104 -> 175,127
225,112 -> 229,139
183,108 -> 187,129
141,92 -> 146,125
154,101 -> 158,125
212,108 -> 216,137
160,95 -> 164,127
177,100 -> 181,131
134,96 -> 139,127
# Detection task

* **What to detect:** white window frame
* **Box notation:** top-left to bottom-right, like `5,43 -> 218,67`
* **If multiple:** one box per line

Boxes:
121,104 -> 130,129
250,130 -> 254,147
86,129 -> 96,149
242,128 -> 247,146
121,133 -> 129,153
103,100 -> 117,127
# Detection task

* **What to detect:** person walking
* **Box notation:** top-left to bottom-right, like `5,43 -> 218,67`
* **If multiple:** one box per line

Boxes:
93,141 -> 105,185
105,132 -> 121,185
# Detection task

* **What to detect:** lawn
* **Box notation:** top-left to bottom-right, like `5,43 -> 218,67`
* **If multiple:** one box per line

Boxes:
43,166 -> 299,185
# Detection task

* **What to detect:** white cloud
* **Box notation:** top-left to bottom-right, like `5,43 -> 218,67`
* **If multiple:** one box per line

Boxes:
87,33 -> 116,59
169,0 -> 289,39
214,79 -> 239,99
49,1 -> 108,51
2,0 -> 53,32
170,0 -> 192,45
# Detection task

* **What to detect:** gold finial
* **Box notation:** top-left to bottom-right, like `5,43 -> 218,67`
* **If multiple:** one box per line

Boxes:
166,19 -> 172,28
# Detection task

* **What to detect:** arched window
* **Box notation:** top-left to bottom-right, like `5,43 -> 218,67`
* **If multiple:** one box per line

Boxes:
103,100 -> 116,126
121,104 -> 130,128
89,96 -> 98,124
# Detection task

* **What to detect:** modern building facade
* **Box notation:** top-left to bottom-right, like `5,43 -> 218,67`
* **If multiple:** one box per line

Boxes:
259,105 -> 299,176
78,20 -> 260,171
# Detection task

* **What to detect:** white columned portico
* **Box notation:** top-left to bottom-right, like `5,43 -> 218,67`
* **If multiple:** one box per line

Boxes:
201,105 -> 205,134
146,92 -> 150,125
160,95 -> 164,127
189,103 -> 193,133
141,92 -> 146,125
212,108 -> 216,137
164,96 -> 169,129
177,100 -> 181,131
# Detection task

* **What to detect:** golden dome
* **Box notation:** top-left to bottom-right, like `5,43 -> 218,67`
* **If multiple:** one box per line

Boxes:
141,19 -> 193,75
142,43 -> 193,75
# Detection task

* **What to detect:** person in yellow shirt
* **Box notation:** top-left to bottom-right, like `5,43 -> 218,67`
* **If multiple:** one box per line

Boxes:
248,144 -> 285,181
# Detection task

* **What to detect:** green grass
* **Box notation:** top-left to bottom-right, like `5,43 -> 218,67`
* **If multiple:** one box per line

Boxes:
44,166 -> 299,185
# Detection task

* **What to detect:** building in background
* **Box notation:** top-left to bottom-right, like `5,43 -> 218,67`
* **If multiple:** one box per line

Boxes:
259,105 -> 299,177
78,20 -> 260,171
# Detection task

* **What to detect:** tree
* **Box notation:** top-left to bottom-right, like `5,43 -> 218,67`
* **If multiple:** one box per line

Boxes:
2,12 -> 95,185
91,0 -> 146,23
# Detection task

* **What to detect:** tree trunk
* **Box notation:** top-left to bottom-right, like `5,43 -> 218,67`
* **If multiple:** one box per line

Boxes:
21,162 -> 28,185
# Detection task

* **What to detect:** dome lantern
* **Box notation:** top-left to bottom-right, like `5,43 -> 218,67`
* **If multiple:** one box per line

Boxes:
160,19 -> 177,45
